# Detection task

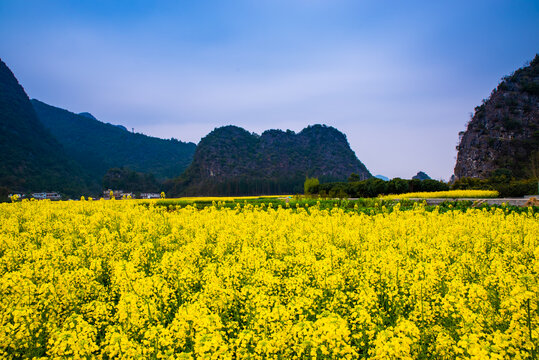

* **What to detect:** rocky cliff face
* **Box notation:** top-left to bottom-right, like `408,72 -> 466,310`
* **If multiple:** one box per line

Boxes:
169,124 -> 371,195
454,55 -> 539,179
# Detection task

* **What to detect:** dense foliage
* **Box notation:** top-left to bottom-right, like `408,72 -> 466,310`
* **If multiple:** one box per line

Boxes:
0,59 -> 89,197
32,100 -> 196,184
167,176 -> 309,197
306,177 -> 449,198
452,167 -> 538,197
453,176 -> 538,197
0,200 -> 537,358
168,125 -> 371,196
102,167 -> 161,193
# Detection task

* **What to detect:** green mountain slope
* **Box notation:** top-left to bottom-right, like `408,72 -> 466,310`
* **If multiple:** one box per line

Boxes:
167,124 -> 371,196
31,100 -> 196,182
0,59 -> 88,195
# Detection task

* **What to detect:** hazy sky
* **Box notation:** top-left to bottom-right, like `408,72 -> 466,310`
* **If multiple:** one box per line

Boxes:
1,0 -> 538,180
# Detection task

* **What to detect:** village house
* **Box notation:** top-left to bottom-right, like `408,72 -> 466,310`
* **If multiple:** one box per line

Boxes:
32,192 -> 62,200
103,190 -> 134,199
139,193 -> 161,199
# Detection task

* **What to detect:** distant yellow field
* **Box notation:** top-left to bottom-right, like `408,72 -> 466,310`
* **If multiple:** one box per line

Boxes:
122,195 -> 292,203
379,189 -> 499,200
171,195 -> 292,201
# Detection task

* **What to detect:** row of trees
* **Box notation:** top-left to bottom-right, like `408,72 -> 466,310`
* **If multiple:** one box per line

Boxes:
165,176 -> 306,197
306,165 -> 539,199
305,177 -> 449,198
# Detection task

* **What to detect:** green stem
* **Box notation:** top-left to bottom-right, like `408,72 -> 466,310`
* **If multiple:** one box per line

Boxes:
527,298 -> 536,360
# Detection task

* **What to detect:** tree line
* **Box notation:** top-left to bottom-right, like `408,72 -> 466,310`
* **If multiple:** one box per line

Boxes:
304,176 -> 449,198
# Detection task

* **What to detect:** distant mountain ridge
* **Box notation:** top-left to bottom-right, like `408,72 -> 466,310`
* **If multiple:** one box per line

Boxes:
0,58 -> 88,195
455,55 -> 539,179
32,100 -> 196,185
78,112 -> 98,121
79,112 -> 129,131
412,171 -> 431,180
167,124 -> 371,196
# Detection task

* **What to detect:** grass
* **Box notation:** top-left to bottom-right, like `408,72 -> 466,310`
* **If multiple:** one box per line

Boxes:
134,196 -> 535,215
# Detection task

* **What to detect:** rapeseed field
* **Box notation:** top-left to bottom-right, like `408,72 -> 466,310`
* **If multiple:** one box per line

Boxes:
0,199 -> 537,359
379,189 -> 499,200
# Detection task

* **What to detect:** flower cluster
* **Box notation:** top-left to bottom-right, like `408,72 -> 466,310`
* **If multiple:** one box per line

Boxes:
0,199 -> 536,358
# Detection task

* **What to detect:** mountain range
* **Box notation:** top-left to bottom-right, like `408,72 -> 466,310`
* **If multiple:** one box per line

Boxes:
3,52 -> 537,198
0,59 -> 370,197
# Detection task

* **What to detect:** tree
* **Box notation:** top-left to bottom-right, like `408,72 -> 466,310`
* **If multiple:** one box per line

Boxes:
0,186 -> 9,202
489,168 -> 513,184
304,177 -> 319,195
364,178 -> 388,197
527,151 -> 539,194
387,178 -> 409,194
348,173 -> 360,182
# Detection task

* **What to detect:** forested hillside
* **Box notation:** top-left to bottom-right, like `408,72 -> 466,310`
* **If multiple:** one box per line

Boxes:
0,59 -> 89,196
32,100 -> 196,182
167,124 -> 371,196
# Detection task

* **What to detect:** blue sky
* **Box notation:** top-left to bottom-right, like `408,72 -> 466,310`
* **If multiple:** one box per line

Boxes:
1,0 -> 538,180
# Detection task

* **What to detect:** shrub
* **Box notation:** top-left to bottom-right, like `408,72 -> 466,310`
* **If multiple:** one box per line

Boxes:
495,179 -> 537,197
304,177 -> 320,195
387,178 -> 409,194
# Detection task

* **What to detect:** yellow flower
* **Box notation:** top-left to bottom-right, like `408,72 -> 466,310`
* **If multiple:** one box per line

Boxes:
0,199 -> 536,358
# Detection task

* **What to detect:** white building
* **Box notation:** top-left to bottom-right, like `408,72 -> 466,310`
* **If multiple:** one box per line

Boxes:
32,192 -> 62,200
140,193 -> 161,199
